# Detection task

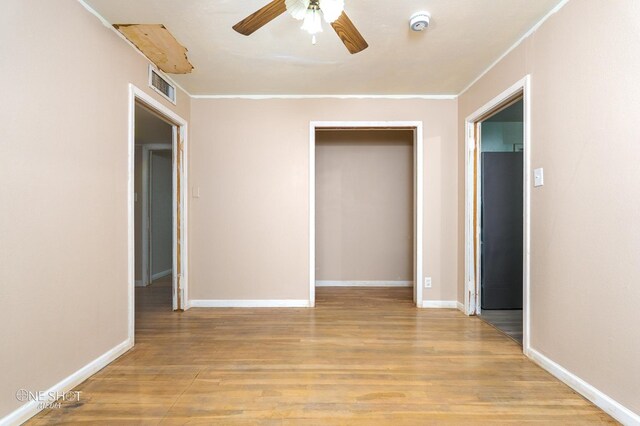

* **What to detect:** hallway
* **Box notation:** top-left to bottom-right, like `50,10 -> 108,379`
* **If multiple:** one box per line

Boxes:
29,287 -> 612,424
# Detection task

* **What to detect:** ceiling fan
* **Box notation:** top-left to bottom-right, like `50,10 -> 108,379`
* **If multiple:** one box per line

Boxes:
233,0 -> 368,54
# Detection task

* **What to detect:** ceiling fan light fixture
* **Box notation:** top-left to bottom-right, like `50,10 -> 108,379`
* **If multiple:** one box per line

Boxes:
285,0 -> 310,20
319,0 -> 344,23
301,7 -> 323,35
233,0 -> 367,54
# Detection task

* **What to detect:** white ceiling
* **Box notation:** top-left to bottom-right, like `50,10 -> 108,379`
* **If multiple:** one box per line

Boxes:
83,0 -> 563,96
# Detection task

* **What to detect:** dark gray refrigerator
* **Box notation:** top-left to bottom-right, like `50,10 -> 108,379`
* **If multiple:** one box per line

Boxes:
481,152 -> 523,310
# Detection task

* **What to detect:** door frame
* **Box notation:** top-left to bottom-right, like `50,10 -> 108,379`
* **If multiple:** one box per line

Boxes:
309,121 -> 424,307
464,76 -> 531,352
128,84 -> 189,343
140,144 -> 172,286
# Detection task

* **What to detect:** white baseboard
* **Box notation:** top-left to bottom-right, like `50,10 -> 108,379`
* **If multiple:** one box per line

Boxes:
527,348 -> 639,425
315,280 -> 413,287
151,269 -> 172,281
420,300 -> 459,309
0,338 -> 133,426
456,301 -> 465,312
189,299 -> 311,308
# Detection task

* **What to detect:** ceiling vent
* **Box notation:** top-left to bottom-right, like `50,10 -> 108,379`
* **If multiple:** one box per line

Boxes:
148,65 -> 176,104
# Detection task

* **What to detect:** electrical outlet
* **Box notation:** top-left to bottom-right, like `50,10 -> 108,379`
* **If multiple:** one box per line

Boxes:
424,277 -> 432,288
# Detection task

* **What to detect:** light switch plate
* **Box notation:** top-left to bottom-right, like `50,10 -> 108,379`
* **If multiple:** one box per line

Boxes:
534,168 -> 544,187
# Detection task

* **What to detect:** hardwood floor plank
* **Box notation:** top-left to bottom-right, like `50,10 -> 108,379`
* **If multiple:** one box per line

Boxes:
28,284 -> 615,424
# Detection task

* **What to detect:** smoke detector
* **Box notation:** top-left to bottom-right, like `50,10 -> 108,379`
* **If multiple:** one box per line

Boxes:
409,12 -> 431,32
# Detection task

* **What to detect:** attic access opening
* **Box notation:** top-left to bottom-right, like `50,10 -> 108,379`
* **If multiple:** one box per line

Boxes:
115,24 -> 193,74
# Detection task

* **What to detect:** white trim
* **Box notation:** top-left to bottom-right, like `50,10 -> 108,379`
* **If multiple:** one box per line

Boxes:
456,302 -> 465,312
458,0 -> 570,96
415,123 -> 424,308
191,94 -> 457,100
463,76 -> 531,353
151,269 -> 172,281
190,300 -> 311,308
522,77 -> 532,352
128,87 -> 136,342
309,121 -> 424,309
135,279 -> 143,287
129,84 -> 190,345
315,280 -> 413,287
0,339 -> 132,426
141,143 -> 172,286
171,125 -> 179,310
527,348 -> 640,425
309,125 -> 316,308
422,301 -> 459,309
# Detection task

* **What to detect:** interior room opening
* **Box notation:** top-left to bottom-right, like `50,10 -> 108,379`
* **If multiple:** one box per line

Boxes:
314,129 -> 415,304
478,99 -> 524,344
134,103 -> 175,314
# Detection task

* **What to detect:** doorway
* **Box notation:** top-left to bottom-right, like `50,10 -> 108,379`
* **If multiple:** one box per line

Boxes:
315,129 -> 414,304
148,149 -> 173,282
478,99 -> 524,343
464,77 -> 531,350
128,84 -> 188,342
135,105 -> 173,289
134,105 -> 174,315
309,122 -> 424,308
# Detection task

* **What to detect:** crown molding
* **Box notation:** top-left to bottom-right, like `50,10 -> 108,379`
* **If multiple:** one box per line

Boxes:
190,94 -> 457,100
458,0 -> 571,97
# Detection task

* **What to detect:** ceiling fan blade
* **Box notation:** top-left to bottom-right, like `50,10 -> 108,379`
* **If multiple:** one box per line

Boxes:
233,0 -> 287,36
331,12 -> 368,54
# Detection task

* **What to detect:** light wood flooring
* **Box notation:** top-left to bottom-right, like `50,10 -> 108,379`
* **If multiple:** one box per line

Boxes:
29,282 -> 614,424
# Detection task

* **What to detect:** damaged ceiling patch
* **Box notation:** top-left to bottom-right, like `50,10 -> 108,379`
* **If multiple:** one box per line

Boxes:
114,24 -> 193,74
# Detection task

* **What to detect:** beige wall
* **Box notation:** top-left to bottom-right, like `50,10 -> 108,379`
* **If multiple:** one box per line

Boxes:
315,130 -> 413,282
189,98 -> 458,301
458,0 -> 640,414
0,0 -> 190,418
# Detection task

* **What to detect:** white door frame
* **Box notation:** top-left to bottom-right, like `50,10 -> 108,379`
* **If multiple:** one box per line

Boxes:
140,144 -> 172,286
309,121 -> 424,308
464,75 -> 531,352
128,84 -> 189,343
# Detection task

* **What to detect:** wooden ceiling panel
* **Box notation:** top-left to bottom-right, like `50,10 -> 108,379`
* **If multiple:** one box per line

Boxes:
114,24 -> 193,74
